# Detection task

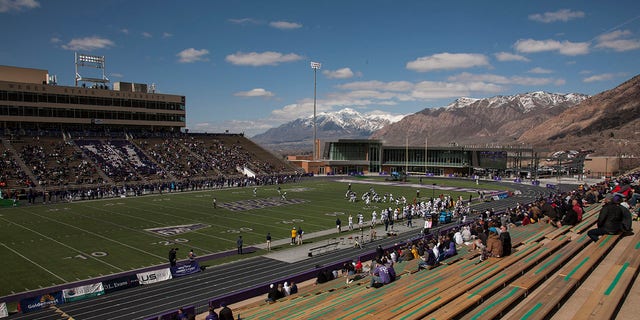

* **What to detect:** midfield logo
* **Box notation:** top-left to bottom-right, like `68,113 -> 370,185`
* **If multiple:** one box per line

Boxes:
145,223 -> 209,236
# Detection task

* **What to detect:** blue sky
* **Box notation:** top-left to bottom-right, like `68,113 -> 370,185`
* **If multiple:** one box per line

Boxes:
1,0 -> 639,136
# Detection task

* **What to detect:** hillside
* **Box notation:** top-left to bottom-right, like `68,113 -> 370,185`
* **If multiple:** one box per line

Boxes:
370,92 -> 588,147
518,75 -> 640,155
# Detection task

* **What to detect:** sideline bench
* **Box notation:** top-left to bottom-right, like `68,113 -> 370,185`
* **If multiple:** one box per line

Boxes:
307,241 -> 340,257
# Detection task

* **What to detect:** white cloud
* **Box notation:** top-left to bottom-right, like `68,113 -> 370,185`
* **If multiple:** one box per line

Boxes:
406,53 -> 490,72
322,67 -> 355,79
191,119 -> 274,137
411,81 -> 502,99
582,72 -> 626,82
0,0 -> 39,13
142,32 -> 152,38
595,30 -> 640,52
234,88 -> 274,98
162,32 -> 173,38
269,21 -> 302,30
528,67 -> 553,74
50,37 -> 61,43
597,30 -> 632,42
448,72 -> 560,86
554,79 -> 566,86
176,48 -> 210,63
514,38 -> 590,56
61,36 -> 115,51
337,80 -> 414,92
120,28 -> 129,34
228,18 -> 260,25
494,52 -> 530,62
225,51 -> 303,66
529,9 -> 585,23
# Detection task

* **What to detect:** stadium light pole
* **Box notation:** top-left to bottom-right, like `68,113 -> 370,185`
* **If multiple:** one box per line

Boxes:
311,61 -> 321,161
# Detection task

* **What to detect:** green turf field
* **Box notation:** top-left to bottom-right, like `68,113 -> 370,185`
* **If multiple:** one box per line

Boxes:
0,177 -> 505,296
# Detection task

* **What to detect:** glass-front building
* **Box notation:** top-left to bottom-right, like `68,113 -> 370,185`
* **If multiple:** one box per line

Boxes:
323,139 -> 532,176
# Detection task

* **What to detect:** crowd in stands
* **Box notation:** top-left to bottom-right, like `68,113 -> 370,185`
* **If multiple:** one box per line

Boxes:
0,146 -> 30,191
0,130 -> 299,204
76,139 -> 162,183
16,139 -> 103,188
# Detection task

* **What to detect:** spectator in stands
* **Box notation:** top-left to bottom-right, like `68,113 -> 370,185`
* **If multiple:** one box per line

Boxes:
557,199 -> 580,228
587,194 -> 624,242
315,268 -> 335,285
500,225 -> 512,256
540,198 -> 558,225
177,307 -> 188,319
205,307 -> 218,320
367,260 -> 391,288
342,261 -> 356,284
521,212 -> 531,226
620,198 -> 634,236
277,283 -> 286,297
417,243 -> 438,271
438,233 -> 457,261
471,225 -> 487,252
354,260 -> 363,273
218,302 -> 234,320
400,245 -> 414,261
289,281 -> 298,295
266,284 -> 280,302
478,227 -> 502,263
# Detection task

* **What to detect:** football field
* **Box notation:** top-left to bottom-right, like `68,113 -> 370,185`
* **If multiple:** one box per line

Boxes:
0,177 -> 499,297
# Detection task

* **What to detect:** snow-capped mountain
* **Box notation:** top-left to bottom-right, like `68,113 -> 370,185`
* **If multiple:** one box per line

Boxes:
251,108 -> 405,151
371,91 -> 589,147
444,92 -> 588,113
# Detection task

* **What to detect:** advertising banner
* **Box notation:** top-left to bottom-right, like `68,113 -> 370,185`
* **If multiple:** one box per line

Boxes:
137,268 -> 172,285
102,274 -> 140,294
63,283 -> 105,302
19,291 -> 64,313
170,261 -> 201,277
0,302 -> 8,318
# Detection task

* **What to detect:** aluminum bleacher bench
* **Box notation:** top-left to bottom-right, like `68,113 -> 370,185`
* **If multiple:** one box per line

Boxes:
506,233 -> 622,320
573,231 -> 640,319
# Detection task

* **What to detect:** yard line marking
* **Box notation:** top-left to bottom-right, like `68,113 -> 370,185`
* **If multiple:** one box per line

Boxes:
0,242 -> 68,282
0,216 -> 125,272
15,210 -> 166,261
75,202 -> 235,246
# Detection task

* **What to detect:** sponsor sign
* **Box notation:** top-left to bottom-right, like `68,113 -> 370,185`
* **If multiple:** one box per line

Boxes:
145,223 -> 209,236
171,261 -> 201,277
63,283 -> 105,302
0,302 -> 7,318
102,274 -> 140,294
137,268 -> 172,285
19,291 -> 64,313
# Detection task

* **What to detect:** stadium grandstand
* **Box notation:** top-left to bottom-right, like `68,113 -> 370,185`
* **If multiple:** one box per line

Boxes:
0,61 -> 300,206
